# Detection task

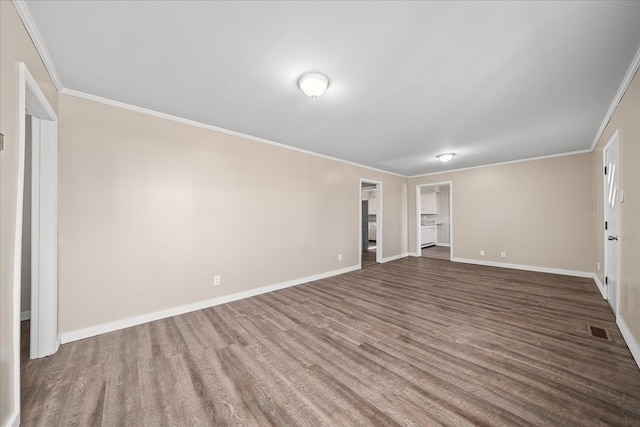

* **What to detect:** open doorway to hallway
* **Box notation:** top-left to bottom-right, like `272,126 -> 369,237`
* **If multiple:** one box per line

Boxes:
417,182 -> 452,261
361,180 -> 382,267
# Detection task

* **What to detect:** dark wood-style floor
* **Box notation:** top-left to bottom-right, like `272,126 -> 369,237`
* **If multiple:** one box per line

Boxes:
421,245 -> 450,260
21,257 -> 640,426
361,247 -> 377,267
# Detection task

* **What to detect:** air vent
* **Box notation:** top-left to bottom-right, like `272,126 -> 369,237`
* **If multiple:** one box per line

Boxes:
587,325 -> 611,340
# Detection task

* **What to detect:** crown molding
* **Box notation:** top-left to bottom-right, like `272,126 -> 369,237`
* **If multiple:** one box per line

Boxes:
591,44 -> 640,151
13,0 -> 64,91
408,148 -> 592,179
60,88 -> 407,178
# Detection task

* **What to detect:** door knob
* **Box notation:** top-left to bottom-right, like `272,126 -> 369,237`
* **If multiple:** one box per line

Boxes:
608,236 -> 618,241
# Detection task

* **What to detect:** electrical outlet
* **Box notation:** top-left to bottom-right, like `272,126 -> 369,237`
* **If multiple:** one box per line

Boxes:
597,261 -> 601,271
214,275 -> 221,286
480,250 -> 485,256
500,251 -> 507,258
338,254 -> 343,261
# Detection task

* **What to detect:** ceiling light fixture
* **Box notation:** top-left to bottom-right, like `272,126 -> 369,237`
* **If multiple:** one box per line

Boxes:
437,153 -> 455,163
298,72 -> 329,98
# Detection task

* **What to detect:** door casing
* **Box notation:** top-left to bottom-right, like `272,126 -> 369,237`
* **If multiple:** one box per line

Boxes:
12,62 -> 60,423
603,130 -> 621,315
415,181 -> 453,257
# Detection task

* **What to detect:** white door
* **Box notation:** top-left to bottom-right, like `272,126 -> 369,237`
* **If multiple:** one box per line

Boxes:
604,132 -> 620,314
29,116 -> 59,359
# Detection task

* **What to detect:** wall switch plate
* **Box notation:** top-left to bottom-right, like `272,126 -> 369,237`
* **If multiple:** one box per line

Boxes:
214,275 -> 221,286
500,251 -> 507,258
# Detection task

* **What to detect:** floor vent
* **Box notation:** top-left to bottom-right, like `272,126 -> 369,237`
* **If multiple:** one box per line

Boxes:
587,325 -> 611,340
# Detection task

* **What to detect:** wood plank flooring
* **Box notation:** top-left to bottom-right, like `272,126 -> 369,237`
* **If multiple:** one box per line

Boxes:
421,246 -> 450,260
361,248 -> 377,267
21,257 -> 640,426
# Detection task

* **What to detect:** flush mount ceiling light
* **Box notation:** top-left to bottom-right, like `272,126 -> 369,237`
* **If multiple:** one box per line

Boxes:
437,153 -> 455,163
298,72 -> 329,98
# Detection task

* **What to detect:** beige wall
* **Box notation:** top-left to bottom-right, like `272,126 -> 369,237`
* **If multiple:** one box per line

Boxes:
0,2 -> 59,424
57,94 -> 407,334
592,68 -> 640,351
408,153 -> 594,273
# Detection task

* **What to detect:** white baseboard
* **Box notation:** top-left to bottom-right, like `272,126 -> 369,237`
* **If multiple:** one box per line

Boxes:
408,252 -> 421,257
617,314 -> 640,370
61,264 -> 360,344
435,243 -> 451,247
20,310 -> 31,321
451,257 -> 593,278
592,274 -> 606,299
381,252 -> 408,263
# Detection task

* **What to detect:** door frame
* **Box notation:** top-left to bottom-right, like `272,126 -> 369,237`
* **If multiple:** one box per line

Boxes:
416,181 -> 453,257
359,179 -> 383,265
12,62 -> 60,413
603,130 -> 621,315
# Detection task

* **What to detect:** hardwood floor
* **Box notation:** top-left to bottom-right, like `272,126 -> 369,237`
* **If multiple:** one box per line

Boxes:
421,245 -> 450,260
21,257 -> 640,426
361,247 -> 377,267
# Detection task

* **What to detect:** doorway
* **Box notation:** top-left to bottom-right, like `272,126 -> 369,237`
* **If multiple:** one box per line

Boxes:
11,62 -> 60,424
416,182 -> 453,260
11,63 -> 60,421
360,179 -> 382,267
603,131 -> 620,315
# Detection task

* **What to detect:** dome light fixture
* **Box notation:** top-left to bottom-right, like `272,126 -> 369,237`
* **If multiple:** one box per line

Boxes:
298,72 -> 329,98
437,153 -> 455,163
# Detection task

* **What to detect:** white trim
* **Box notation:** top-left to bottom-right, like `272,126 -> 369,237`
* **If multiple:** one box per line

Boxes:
617,315 -> 640,370
591,46 -> 640,151
410,149 -> 592,178
29,116 -> 40,358
28,116 -> 59,358
12,64 -> 28,427
451,257 -> 593,278
7,411 -> 20,427
375,183 -> 383,263
408,252 -> 421,257
21,65 -> 60,362
592,274 -> 606,299
62,89 -> 406,178
603,130 -> 621,315
380,253 -> 408,263
20,310 -> 31,321
61,264 -> 360,344
415,186 -> 421,254
13,0 -> 63,91
13,64 -> 60,421
435,243 -> 451,248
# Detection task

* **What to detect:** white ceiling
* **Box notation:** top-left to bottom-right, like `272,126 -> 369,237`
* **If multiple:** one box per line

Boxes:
22,1 -> 640,176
